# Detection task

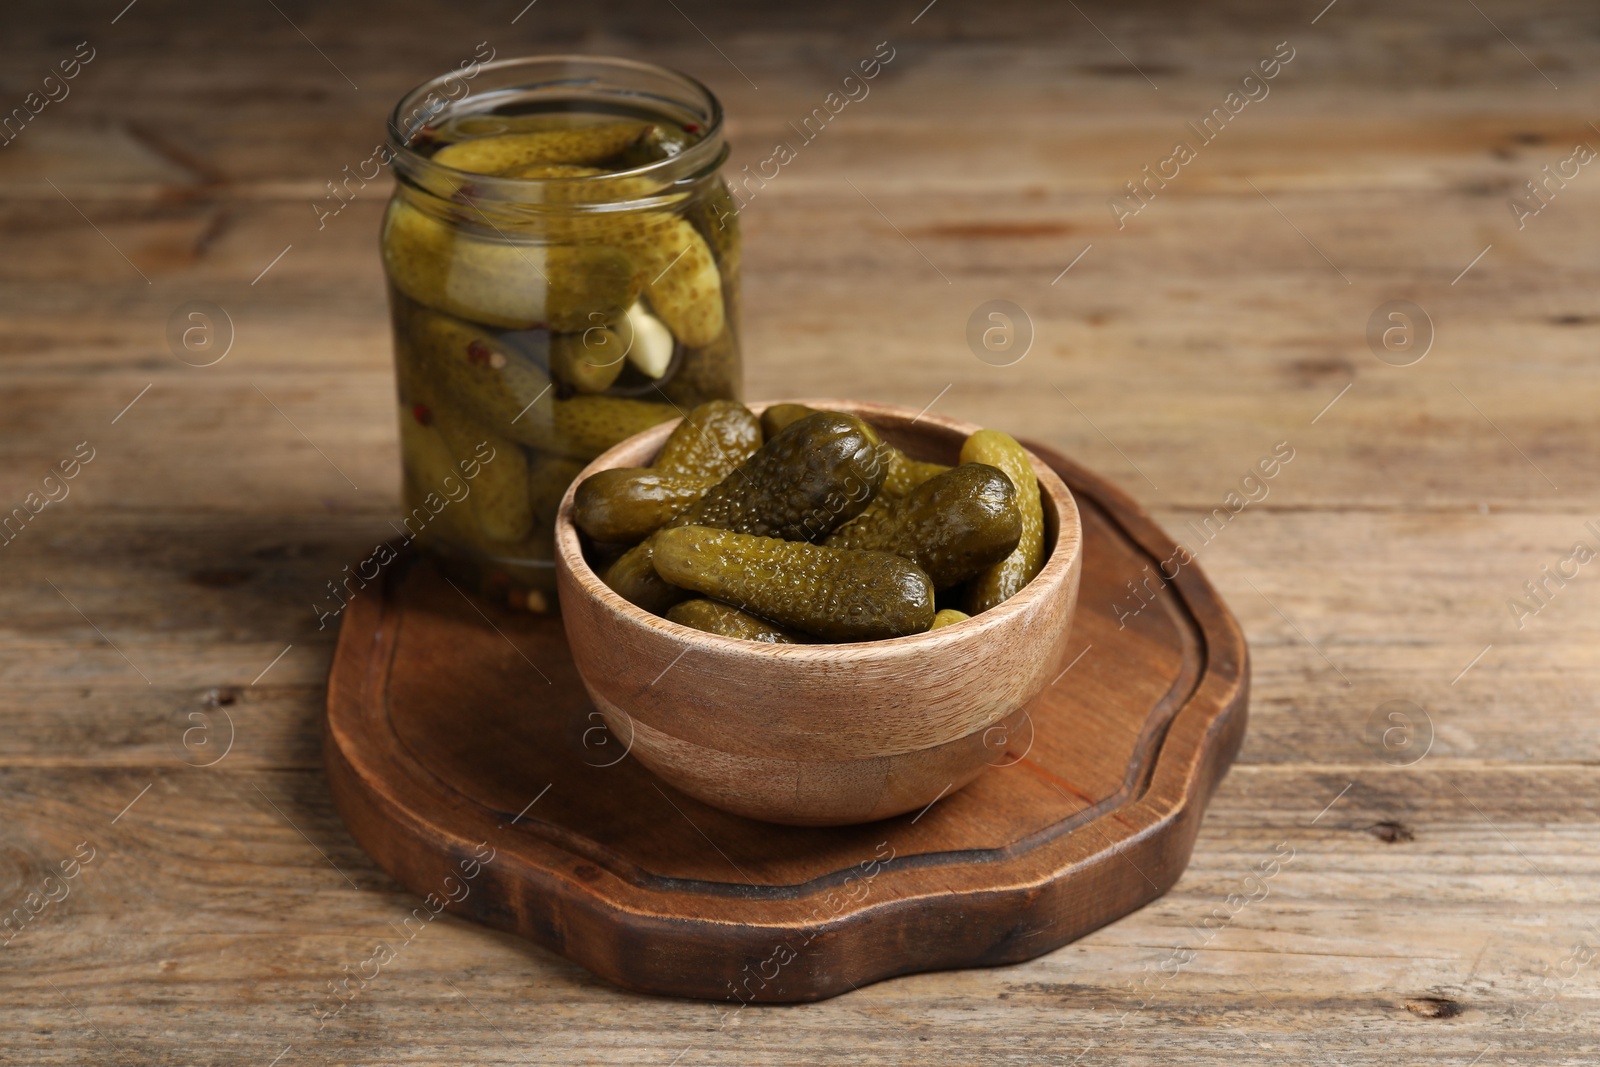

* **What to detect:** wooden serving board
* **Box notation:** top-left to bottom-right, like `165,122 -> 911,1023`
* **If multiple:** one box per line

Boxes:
324,442 -> 1249,1003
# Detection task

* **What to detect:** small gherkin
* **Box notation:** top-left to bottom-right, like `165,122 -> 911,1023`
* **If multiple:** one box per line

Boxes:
824,462 -> 1021,588
382,199 -> 638,332
573,400 -> 764,544
666,598 -> 809,644
403,309 -> 678,460
431,124 -> 651,173
601,411 -> 884,610
652,526 -> 936,642
960,430 -> 1046,612
653,399 -> 763,483
759,402 -> 946,497
573,467 -> 713,544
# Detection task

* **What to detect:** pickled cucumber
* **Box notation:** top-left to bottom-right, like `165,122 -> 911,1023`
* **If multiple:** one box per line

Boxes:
397,403 -> 468,501
681,411 -> 884,542
410,314 -> 677,458
758,402 -> 946,497
598,411 -> 879,610
635,218 -> 723,347
961,430 -> 1045,612
399,405 -> 521,549
881,453 -> 950,498
432,123 -> 650,173
573,467 -> 710,544
573,400 -> 761,542
609,123 -> 696,170
602,540 -> 686,615
661,325 -> 741,409
665,599 -> 807,644
418,127 -> 727,349
408,307 -> 551,427
498,162 -> 611,181
383,199 -> 638,332
398,393 -> 535,546
757,402 -> 814,440
687,180 -> 740,273
824,463 -> 1021,589
532,184 -> 725,349
931,608 -> 970,630
654,399 -> 762,482
528,396 -> 681,460
454,163 -> 724,350
545,210 -> 721,348
549,329 -> 625,393
652,526 -> 936,642
857,417 -> 949,497
429,402 -> 532,543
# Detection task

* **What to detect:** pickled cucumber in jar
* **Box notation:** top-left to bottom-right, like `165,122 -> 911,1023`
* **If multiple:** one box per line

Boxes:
384,62 -> 741,611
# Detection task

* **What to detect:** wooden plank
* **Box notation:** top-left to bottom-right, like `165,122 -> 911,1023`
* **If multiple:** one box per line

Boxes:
1,765 -> 1595,1063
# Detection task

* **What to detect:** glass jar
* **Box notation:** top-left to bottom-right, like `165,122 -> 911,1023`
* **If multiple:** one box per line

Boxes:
382,56 -> 741,612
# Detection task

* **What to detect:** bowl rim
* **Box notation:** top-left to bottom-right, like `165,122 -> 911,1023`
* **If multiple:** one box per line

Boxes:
554,398 -> 1083,657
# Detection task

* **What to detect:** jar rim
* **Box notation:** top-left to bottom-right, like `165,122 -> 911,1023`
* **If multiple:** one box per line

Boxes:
387,54 -> 728,207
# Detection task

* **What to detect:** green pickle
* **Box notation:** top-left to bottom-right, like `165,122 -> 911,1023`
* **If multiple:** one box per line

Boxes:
398,404 -> 468,505
682,411 -> 884,541
539,396 -> 682,461
405,307 -> 551,427
610,123 -> 695,170
960,430 -> 1046,613
666,599 -> 808,644
653,526 -> 936,642
824,463 -> 1021,589
383,200 -> 638,332
519,168 -> 726,348
598,410 -> 881,611
759,403 -> 946,497
431,404 -> 533,544
432,124 -> 651,173
602,540 -> 685,616
385,96 -> 740,610
881,453 -> 950,498
398,402 -> 554,609
574,400 -> 763,543
573,467 -> 711,544
757,403 -> 815,440
653,399 -> 763,481
687,180 -> 741,273
428,157 -> 726,349
931,608 -> 970,630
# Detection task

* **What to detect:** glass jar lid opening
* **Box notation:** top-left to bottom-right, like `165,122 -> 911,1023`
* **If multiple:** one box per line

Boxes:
389,54 -> 727,208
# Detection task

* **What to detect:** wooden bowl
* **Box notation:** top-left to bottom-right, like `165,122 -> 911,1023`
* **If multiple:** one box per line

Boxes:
554,399 -> 1083,826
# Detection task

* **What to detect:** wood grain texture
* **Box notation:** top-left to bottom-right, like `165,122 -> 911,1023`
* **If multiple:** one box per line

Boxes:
2,0 -> 1597,1062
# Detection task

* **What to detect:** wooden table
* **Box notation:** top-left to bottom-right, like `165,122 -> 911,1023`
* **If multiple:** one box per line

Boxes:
3,1 -> 1595,1062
